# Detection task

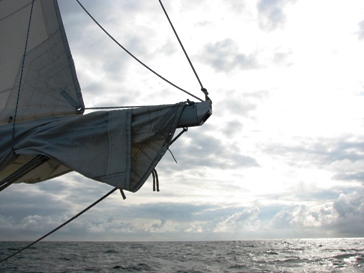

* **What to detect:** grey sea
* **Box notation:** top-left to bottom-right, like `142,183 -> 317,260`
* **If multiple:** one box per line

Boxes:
1,238 -> 363,272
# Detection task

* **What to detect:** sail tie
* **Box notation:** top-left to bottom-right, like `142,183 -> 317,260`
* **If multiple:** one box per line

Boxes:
152,169 -> 159,192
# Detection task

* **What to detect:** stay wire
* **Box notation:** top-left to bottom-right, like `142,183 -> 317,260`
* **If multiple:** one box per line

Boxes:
11,0 -> 35,147
158,0 -> 208,99
0,187 -> 118,263
76,0 -> 203,102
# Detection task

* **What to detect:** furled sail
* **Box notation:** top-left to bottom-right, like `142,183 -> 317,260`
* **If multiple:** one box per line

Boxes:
0,103 -> 185,192
0,0 -> 211,192
0,0 -> 84,124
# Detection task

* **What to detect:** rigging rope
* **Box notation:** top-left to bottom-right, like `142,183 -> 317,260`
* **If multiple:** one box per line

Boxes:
158,0 -> 209,100
76,0 -> 203,102
11,0 -> 35,147
0,187 -> 120,263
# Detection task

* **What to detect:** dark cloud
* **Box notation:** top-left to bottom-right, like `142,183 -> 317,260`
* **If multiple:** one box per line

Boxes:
331,191 -> 364,236
222,98 -> 257,117
167,130 -> 259,171
333,192 -> 362,218
0,187 -> 67,221
257,0 -> 295,31
273,50 -> 293,67
219,90 -> 269,118
263,136 -> 364,187
288,186 -> 342,203
226,1 -> 246,14
2,185 -> 364,240
264,137 -> 364,166
222,120 -> 243,137
328,140 -> 364,162
261,190 -> 364,238
200,39 -> 259,72
127,202 -> 215,223
333,172 -> 364,183
0,175 -> 112,226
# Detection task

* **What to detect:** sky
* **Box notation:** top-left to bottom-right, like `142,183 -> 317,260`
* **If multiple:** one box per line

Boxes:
1,0 -> 364,242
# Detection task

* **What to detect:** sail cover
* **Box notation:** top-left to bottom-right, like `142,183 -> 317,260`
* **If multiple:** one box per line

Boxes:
0,0 -> 84,124
0,103 -> 185,192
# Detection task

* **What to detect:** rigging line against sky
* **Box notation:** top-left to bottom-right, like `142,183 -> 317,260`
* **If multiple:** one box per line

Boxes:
76,0 -> 204,102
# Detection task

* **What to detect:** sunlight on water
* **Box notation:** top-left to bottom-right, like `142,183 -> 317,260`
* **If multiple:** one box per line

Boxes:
0,238 -> 363,272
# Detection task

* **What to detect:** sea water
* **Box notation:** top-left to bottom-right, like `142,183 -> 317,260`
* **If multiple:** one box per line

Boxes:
1,238 -> 363,272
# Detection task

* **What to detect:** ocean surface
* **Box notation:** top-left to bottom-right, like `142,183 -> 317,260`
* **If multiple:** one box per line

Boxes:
1,239 -> 363,272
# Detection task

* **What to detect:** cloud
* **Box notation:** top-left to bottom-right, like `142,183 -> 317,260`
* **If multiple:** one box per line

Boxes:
214,207 -> 260,232
219,90 -> 269,118
210,189 -> 364,239
222,120 -> 244,138
167,131 -> 259,171
270,190 -> 364,237
333,172 -> 364,183
272,50 -> 293,67
263,136 -> 364,168
1,185 -> 363,241
199,39 -> 259,72
0,186 -> 68,221
357,20 -> 364,40
256,0 -> 295,31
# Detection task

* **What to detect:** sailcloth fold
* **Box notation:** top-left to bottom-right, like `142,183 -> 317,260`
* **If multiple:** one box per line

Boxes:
0,103 -> 185,192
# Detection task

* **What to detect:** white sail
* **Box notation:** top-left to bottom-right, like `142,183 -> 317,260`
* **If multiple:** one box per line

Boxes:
0,0 -> 84,124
